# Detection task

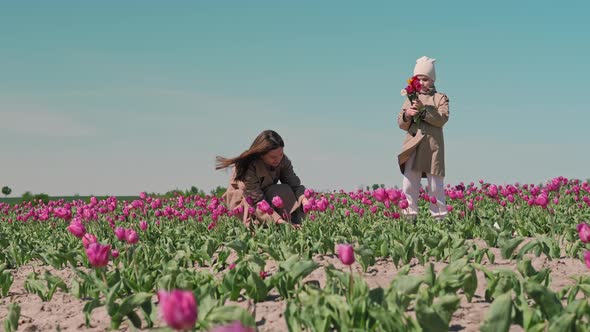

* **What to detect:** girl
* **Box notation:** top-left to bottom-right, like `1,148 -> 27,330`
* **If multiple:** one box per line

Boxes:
216,130 -> 309,227
398,56 -> 450,220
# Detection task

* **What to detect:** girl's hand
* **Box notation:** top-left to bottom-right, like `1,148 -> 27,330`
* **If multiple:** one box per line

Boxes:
412,99 -> 424,109
405,108 -> 419,118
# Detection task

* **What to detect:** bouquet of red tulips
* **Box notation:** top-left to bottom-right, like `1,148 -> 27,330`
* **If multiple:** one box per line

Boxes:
401,75 -> 425,125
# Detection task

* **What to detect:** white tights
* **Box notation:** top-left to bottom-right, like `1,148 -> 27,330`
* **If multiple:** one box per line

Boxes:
402,152 -> 447,218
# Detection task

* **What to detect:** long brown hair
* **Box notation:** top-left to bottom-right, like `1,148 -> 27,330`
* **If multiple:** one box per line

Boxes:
216,130 -> 285,181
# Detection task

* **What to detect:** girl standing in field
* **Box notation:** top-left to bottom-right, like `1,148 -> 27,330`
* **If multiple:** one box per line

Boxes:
216,130 -> 309,228
397,56 -> 450,220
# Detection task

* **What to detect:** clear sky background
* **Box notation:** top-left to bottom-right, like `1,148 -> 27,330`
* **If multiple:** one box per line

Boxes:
1,1 -> 588,196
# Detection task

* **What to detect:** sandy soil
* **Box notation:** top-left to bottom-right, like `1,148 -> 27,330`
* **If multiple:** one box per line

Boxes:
0,240 -> 587,332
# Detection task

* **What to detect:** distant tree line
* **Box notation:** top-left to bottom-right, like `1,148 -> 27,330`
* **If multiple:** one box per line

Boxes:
21,191 -> 50,204
145,185 -> 227,198
0,184 -> 228,205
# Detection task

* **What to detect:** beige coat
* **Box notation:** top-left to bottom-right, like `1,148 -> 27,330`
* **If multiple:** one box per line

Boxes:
397,90 -> 449,177
223,155 -> 306,224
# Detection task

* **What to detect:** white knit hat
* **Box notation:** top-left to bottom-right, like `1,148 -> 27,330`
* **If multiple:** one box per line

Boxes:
413,56 -> 436,81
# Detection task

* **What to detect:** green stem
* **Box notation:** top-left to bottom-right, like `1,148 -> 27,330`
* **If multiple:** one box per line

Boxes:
348,265 -> 353,301
101,268 -> 108,286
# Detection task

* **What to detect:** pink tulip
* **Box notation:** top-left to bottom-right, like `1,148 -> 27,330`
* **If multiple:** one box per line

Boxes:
211,321 -> 255,332
399,200 -> 409,209
82,233 -> 98,248
111,249 -> 120,258
429,196 -> 437,204
139,220 -> 148,231
86,243 -> 111,267
535,195 -> 548,207
232,205 -> 244,216
316,199 -> 328,212
271,196 -> 284,209
126,229 -> 139,244
114,227 -> 127,241
256,200 -> 273,215
584,251 -> 590,269
247,207 -> 255,215
577,223 -> 590,243
54,207 -> 72,221
67,221 -> 86,238
336,243 -> 355,265
157,290 -> 198,331
488,185 -> 498,197
373,188 -> 387,202
387,189 -> 401,202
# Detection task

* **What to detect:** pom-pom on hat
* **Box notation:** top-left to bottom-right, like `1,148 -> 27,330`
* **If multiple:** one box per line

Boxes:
413,56 -> 436,82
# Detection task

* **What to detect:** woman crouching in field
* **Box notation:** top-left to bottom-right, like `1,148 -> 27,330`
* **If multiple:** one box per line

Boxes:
216,130 -> 309,228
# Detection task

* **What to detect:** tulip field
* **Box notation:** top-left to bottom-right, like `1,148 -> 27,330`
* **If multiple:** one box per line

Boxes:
2,177 -> 590,331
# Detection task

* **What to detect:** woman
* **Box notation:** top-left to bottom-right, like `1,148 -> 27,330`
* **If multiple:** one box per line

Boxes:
216,130 -> 309,227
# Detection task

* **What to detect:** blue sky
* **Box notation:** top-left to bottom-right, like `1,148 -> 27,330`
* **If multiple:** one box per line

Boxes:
1,1 -> 588,196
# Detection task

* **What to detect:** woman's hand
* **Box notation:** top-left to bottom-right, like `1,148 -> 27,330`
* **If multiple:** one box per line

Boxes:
275,218 -> 301,229
301,197 -> 310,207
